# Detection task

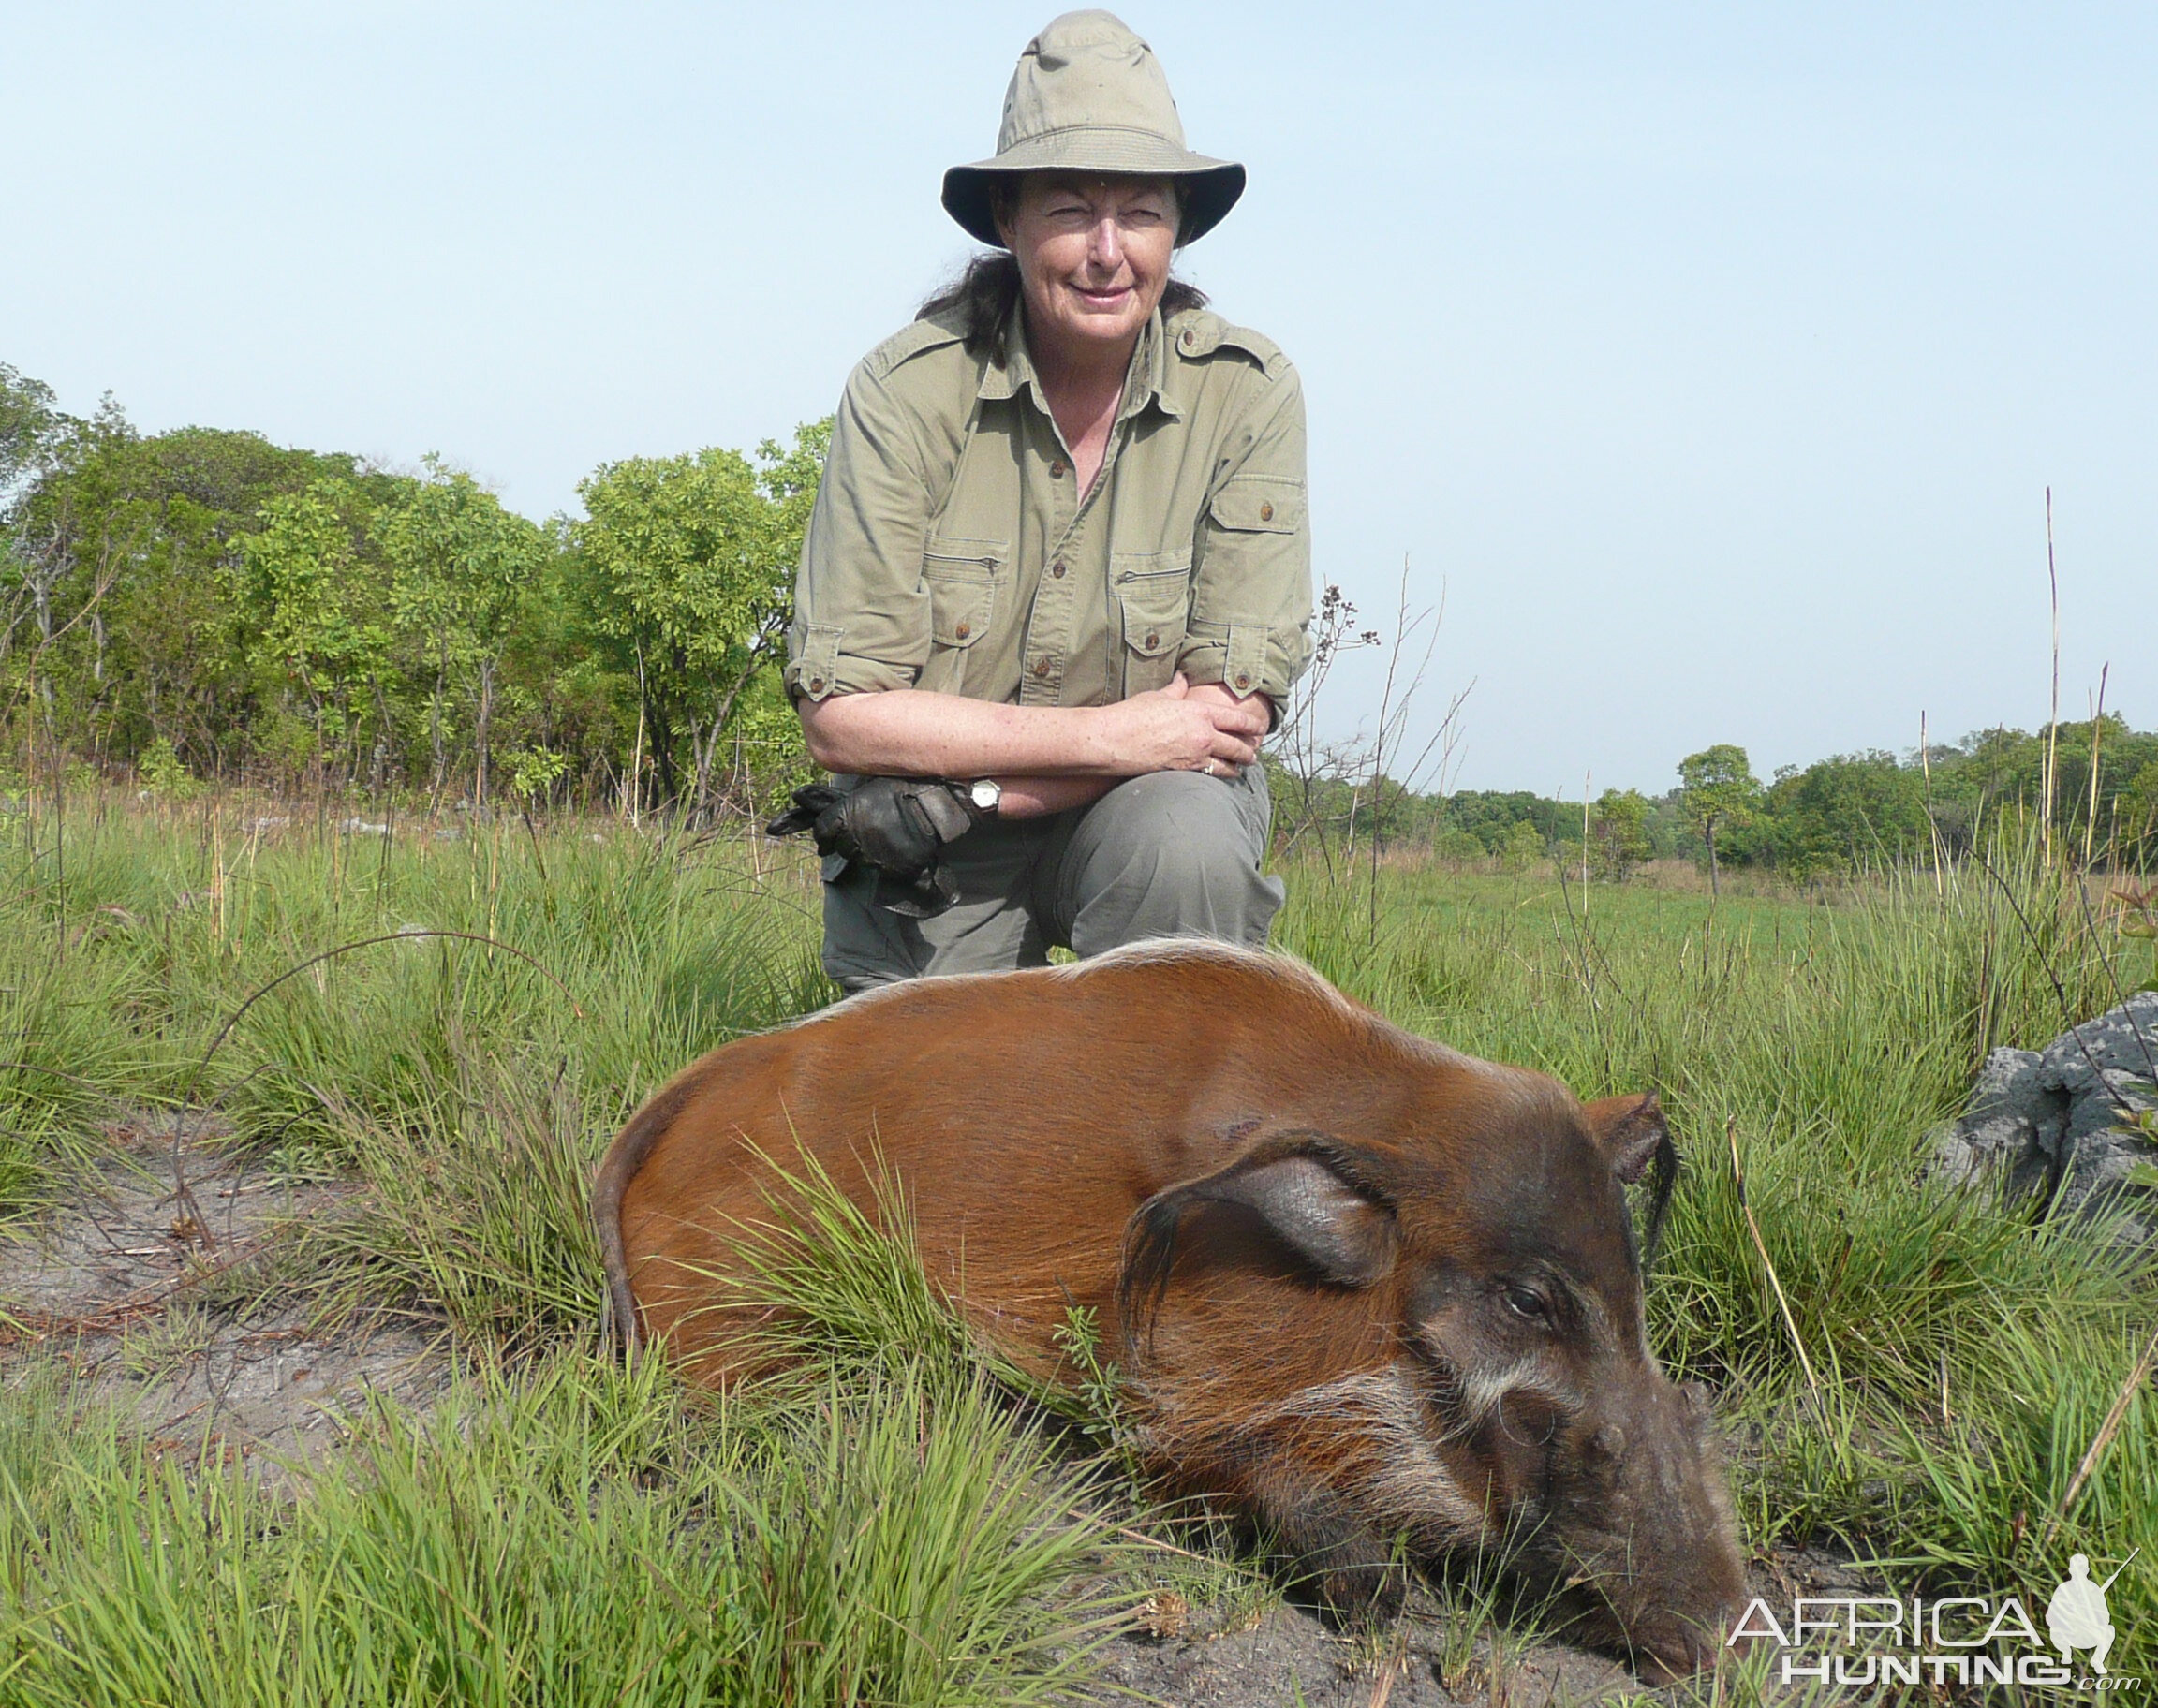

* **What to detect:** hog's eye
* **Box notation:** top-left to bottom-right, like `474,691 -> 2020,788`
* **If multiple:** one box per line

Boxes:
1502,1284 -> 1551,1324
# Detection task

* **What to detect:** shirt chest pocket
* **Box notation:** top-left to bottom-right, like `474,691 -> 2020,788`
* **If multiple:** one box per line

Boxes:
1113,548 -> 1192,692
922,536 -> 1003,649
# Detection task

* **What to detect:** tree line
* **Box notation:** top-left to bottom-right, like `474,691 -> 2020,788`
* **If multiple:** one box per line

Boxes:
2,362 -> 824,818
1289,724 -> 2158,882
7,361 -> 2152,875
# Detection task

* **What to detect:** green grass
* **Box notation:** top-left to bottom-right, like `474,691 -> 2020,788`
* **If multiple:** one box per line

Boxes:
2,792 -> 2154,1695
0,1357 -> 1124,1707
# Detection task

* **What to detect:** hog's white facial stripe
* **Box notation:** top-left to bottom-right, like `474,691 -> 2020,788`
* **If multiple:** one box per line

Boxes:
1251,1369 -> 1490,1545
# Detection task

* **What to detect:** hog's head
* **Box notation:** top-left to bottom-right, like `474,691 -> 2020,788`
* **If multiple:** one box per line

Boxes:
1117,1084 -> 1747,1679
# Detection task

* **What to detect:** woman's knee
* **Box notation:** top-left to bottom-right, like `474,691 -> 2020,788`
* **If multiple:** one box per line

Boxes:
1056,769 -> 1281,950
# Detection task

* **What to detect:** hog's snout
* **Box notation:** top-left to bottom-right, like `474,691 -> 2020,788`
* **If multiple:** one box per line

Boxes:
1546,1377 -> 1749,1677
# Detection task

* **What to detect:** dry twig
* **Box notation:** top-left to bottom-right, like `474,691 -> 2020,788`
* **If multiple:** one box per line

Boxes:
1728,1116 -> 1819,1392
2048,1319 -> 2158,1539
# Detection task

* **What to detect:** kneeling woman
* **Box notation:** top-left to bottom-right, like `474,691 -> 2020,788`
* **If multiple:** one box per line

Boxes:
779,10 -> 1312,992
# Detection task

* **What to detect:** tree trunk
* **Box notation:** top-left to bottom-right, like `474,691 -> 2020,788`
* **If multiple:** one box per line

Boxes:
693,662 -> 758,827
627,640 -> 647,825
1707,821 -> 1721,900
428,636 -> 448,802
475,655 -> 495,815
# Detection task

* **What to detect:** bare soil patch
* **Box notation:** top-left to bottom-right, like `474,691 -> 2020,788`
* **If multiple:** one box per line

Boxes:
0,1113 -> 447,1478
1087,1589 -> 1643,1706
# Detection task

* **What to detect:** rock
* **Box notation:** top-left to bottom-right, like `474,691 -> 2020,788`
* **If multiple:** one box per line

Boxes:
1931,993 -> 2158,1250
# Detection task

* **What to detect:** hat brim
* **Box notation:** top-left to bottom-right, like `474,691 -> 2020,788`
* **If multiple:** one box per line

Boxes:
941,129 -> 1245,248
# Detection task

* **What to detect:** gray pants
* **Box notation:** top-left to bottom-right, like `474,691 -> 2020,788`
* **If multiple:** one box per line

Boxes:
820,765 -> 1284,993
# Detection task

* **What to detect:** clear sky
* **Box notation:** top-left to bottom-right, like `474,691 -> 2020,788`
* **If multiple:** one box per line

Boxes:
7,2 -> 2151,796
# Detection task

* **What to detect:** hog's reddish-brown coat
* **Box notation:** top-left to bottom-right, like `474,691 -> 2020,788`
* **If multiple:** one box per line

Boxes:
605,944 -> 1501,1375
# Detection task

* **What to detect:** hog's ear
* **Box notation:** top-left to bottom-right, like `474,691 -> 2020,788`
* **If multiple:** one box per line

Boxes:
1584,1092 -> 1669,1185
1584,1091 -> 1681,1274
1117,1135 -> 1398,1354
1200,1151 -> 1399,1286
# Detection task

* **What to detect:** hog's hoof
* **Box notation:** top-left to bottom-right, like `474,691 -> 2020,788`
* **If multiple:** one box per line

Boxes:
1295,1558 -> 1408,1628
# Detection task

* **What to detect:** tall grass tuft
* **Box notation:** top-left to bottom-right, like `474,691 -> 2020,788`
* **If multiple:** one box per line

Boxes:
305,1059 -> 613,1353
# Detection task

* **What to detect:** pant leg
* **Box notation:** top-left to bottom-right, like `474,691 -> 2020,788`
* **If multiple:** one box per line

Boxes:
1037,763 -> 1283,958
819,816 -> 1055,994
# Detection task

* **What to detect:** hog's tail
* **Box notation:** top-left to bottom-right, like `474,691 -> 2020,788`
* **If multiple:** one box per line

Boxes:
590,1077 -> 700,1359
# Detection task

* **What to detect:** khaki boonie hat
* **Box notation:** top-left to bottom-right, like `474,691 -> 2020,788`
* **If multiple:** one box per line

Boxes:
941,10 -> 1246,249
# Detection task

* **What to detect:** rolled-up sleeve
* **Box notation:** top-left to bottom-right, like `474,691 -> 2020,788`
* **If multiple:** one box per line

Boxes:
785,364 -> 934,700
1180,362 -> 1313,712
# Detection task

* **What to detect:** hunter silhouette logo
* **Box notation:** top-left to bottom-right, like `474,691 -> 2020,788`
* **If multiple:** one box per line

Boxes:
1726,1547 -> 2143,1688
2047,1549 -> 2136,1677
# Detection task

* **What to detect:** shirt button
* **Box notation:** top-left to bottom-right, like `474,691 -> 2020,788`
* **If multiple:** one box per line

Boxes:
807,677 -> 825,693
1145,631 -> 1160,649
1049,459 -> 1068,479
1234,671 -> 1252,690
1259,501 -> 1275,521
953,622 -> 970,640
1051,561 -> 1066,579
1180,330 -> 1196,349
1032,656 -> 1052,678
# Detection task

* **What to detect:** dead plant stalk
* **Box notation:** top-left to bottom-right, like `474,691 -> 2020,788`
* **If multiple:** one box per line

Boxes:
1728,1115 -> 1820,1393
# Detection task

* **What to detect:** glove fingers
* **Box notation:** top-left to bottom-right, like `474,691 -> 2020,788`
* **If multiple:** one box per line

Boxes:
766,785 -> 845,839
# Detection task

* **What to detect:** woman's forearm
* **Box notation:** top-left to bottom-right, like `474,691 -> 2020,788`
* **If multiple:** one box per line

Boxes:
796,677 -> 1271,791
990,774 -> 1117,819
798,690 -> 1116,777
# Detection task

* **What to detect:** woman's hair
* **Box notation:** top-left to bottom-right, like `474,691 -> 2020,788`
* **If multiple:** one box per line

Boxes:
916,179 -> 1208,358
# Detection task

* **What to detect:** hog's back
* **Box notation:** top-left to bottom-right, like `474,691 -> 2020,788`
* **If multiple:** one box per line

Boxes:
608,949 -> 1386,1377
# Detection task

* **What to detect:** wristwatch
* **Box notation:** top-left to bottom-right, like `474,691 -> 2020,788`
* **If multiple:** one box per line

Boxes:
966,777 -> 1002,818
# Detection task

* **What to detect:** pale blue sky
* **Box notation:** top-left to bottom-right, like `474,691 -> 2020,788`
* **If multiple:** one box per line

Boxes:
7,2 -> 2151,794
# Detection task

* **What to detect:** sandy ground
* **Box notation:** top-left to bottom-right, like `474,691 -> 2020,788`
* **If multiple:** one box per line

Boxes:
1085,1591 -> 1648,1707
0,1113 -> 448,1479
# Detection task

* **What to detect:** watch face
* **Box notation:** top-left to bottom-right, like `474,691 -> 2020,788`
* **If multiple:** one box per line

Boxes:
970,779 -> 1000,811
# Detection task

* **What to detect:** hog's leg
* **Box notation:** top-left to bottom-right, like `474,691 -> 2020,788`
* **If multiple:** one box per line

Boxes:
1251,1468 -> 1406,1622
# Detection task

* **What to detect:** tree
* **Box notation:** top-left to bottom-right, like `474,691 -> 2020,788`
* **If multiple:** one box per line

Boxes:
571,422 -> 826,817
2119,761 -> 2158,869
1499,817 -> 1545,872
1677,744 -> 1761,899
1760,751 -> 1929,877
2,395 -> 148,767
226,479 -> 391,784
381,455 -> 550,808
0,364 -> 73,510
1590,788 -> 1652,881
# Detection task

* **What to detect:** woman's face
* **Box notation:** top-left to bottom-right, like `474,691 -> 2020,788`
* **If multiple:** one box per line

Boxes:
999,174 -> 1177,363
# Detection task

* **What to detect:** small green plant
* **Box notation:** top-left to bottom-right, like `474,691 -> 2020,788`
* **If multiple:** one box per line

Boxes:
116,1304 -> 216,1378
138,736 -> 203,802
505,745 -> 568,805
263,1138 -> 342,1185
1051,1302 -> 1131,1462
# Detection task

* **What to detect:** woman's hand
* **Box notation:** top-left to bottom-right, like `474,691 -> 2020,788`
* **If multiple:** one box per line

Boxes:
1088,672 -> 1267,775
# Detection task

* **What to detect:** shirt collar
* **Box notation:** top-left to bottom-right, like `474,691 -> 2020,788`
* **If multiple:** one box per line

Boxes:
977,309 -> 1183,420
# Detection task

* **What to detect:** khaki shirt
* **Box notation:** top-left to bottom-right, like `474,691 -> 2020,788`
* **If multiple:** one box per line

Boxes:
785,302 -> 1312,715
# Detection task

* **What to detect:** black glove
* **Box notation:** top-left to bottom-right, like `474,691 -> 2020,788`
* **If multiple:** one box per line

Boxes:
767,777 -> 983,919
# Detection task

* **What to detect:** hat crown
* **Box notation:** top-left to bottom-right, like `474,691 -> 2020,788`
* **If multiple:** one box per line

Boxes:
998,10 -> 1187,155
